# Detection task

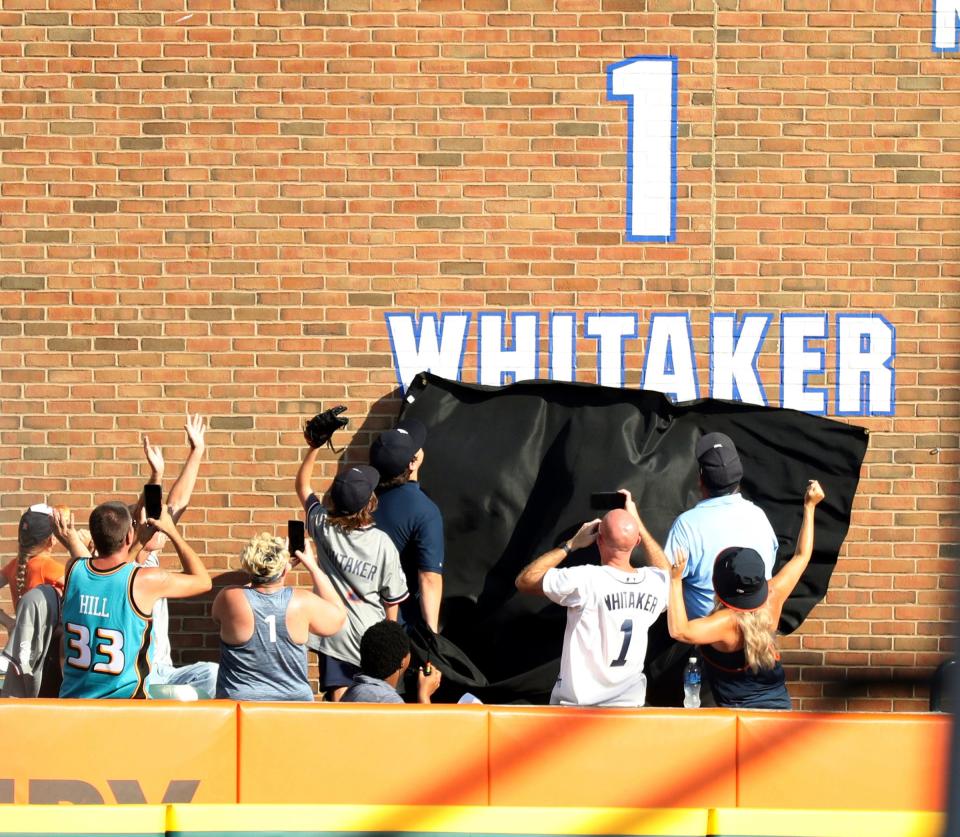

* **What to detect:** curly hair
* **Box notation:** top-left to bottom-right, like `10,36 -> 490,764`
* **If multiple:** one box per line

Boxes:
325,493 -> 378,533
240,533 -> 289,584
359,620 -> 411,680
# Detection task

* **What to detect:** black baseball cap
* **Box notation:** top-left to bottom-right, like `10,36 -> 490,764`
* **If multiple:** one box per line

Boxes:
696,432 -> 743,492
330,465 -> 380,515
713,546 -> 768,611
19,503 -> 54,550
369,418 -> 428,480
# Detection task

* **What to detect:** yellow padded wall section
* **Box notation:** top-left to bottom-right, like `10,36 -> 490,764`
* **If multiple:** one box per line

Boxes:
168,804 -> 710,836
0,804 -> 166,835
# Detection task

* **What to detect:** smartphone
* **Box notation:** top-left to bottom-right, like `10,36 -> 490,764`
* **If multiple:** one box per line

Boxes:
144,484 -> 163,520
590,491 -> 626,511
288,519 -> 305,556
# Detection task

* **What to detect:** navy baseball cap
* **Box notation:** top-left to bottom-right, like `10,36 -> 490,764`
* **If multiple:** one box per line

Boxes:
696,432 -> 743,492
369,418 -> 427,480
713,546 -> 768,612
18,504 -> 54,550
330,466 -> 380,515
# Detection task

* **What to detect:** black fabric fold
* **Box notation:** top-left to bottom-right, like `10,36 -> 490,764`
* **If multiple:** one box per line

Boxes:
397,373 -> 868,704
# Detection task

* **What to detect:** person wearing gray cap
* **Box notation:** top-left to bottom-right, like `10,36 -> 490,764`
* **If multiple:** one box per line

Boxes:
369,418 -> 444,634
663,432 -> 779,620
0,504 -> 66,633
296,442 -> 409,701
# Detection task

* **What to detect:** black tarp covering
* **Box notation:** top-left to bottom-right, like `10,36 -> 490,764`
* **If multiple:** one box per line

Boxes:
397,373 -> 868,704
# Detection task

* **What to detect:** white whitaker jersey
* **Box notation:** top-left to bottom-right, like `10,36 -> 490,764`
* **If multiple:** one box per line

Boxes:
542,564 -> 669,707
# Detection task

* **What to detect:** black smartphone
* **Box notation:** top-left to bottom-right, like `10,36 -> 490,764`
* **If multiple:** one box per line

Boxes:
288,519 -> 305,556
590,491 -> 626,510
144,484 -> 163,520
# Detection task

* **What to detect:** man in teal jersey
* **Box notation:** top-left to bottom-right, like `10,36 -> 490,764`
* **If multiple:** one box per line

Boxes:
58,502 -> 211,699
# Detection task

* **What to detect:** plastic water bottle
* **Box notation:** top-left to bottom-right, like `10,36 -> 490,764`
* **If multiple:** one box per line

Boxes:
683,656 -> 701,708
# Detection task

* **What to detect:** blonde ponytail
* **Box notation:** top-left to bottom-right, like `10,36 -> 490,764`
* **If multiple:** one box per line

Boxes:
736,609 -> 778,673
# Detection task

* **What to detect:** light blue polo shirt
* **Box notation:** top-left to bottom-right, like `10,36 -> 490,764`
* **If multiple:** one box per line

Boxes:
663,494 -> 779,619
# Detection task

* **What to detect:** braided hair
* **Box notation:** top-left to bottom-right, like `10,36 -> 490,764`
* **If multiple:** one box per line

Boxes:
15,549 -> 27,600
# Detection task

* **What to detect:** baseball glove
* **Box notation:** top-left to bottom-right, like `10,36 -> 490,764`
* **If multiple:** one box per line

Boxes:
304,406 -> 349,449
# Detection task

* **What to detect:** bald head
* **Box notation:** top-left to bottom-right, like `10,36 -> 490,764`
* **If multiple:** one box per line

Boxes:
598,508 -> 640,560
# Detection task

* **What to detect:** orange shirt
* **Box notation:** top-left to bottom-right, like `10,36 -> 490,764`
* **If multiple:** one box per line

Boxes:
1,553 -> 65,609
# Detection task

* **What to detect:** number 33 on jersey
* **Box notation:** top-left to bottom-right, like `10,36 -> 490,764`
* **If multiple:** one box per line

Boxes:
60,559 -> 153,699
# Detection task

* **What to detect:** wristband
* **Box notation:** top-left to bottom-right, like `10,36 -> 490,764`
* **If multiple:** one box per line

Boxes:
561,542 -> 572,556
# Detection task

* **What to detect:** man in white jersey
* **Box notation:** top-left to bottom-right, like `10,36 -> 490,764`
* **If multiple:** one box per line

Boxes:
515,498 -> 671,707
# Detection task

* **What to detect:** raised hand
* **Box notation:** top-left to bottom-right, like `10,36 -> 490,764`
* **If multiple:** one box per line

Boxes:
290,540 -> 318,572
52,507 -> 90,558
185,413 -> 207,453
619,488 -> 640,525
51,507 -> 77,546
143,435 -> 164,477
569,518 -> 602,551
145,505 -> 177,537
804,480 -> 825,507
671,550 -> 688,581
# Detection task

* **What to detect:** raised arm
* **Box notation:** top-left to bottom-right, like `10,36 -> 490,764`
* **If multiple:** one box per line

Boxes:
296,445 -> 321,511
515,519 -> 600,596
51,508 -> 91,561
620,489 -> 670,572
167,414 -> 207,521
134,507 -> 212,613
132,435 -> 165,528
667,552 -> 736,645
769,480 -> 825,606
143,435 -> 164,485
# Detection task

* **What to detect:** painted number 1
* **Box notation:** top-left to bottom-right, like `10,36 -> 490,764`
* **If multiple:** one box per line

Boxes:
606,56 -> 678,243
610,618 -> 634,667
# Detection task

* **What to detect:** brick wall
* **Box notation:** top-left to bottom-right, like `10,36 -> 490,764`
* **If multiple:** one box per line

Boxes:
0,0 -> 956,710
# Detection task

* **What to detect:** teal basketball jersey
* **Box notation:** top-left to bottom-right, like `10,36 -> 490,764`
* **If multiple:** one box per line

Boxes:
59,559 -> 153,699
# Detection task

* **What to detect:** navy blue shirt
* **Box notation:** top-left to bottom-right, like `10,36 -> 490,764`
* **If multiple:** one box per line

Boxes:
374,482 -> 444,621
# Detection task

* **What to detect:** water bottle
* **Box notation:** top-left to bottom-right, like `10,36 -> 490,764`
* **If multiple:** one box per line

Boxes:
683,656 -> 701,708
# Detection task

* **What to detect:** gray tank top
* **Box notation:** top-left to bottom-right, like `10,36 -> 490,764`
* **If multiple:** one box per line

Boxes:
215,586 -> 314,702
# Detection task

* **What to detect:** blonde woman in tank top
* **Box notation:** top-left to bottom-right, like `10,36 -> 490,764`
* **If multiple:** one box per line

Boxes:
667,480 -> 825,709
213,533 -> 346,701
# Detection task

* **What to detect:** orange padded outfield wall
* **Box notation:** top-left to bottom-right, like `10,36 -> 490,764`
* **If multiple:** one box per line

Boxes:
0,701 -> 237,805
735,711 -> 951,811
235,704 -> 948,811
237,703 -> 489,805
486,707 -> 737,809
0,702 -> 949,811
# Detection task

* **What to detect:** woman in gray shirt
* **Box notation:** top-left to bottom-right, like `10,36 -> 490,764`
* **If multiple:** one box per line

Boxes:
214,533 -> 345,701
